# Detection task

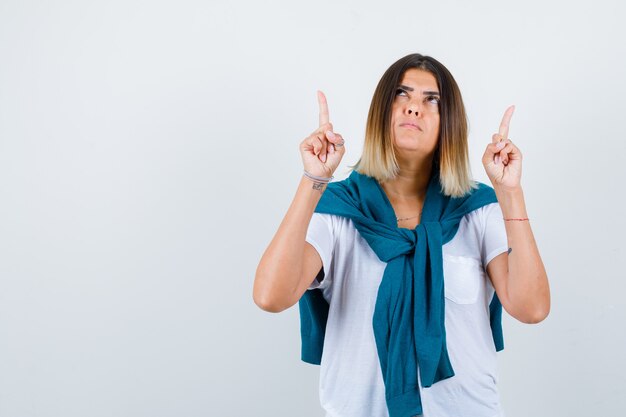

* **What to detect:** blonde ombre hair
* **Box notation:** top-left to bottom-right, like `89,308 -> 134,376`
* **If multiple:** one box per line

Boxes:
353,54 -> 476,197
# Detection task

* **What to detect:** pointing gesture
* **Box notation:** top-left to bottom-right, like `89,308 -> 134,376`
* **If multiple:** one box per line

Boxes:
300,91 -> 346,180
498,105 -> 514,139
318,90 -> 330,126
482,105 -> 523,190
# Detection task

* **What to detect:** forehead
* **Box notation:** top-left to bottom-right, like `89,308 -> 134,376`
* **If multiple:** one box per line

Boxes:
399,68 -> 438,90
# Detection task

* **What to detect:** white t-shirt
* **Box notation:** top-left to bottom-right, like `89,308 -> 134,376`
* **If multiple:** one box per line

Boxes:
305,202 -> 509,417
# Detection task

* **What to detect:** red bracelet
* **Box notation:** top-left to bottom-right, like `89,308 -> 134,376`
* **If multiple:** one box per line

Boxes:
503,217 -> 529,221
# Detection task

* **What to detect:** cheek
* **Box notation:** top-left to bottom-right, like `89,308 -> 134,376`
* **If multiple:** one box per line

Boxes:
390,107 -> 401,125
431,117 -> 441,136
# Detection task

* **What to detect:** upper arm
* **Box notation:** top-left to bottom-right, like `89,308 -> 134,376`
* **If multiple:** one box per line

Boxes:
290,213 -> 335,304
292,242 -> 324,301
481,203 -> 512,311
486,252 -> 511,308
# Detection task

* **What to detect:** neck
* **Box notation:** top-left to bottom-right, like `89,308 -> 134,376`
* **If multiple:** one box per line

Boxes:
380,153 -> 434,202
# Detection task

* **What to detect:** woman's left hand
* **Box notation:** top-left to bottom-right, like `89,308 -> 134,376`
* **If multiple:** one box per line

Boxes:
482,105 -> 523,190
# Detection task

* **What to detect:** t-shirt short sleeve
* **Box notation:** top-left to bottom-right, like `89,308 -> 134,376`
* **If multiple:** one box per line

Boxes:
305,213 -> 335,290
481,202 -> 509,267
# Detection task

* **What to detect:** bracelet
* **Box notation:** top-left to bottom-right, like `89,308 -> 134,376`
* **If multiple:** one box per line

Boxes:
303,170 -> 333,183
503,217 -> 529,222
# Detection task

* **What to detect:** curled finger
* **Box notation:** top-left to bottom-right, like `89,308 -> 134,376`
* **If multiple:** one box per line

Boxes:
315,123 -> 334,137
308,134 -> 324,156
499,149 -> 508,165
329,132 -> 345,147
492,133 -> 504,144
492,140 -> 506,153
317,135 -> 328,163
499,143 -> 515,165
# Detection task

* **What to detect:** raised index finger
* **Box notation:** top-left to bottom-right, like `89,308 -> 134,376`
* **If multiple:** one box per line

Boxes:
318,90 -> 330,127
498,105 -> 515,139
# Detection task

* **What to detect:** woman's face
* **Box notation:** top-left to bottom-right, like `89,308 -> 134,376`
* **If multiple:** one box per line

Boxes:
390,68 -> 441,159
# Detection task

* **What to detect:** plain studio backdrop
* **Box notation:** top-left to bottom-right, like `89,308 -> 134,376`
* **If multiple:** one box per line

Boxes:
0,0 -> 624,416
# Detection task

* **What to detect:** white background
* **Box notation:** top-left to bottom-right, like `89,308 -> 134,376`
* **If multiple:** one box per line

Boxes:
0,0 -> 625,416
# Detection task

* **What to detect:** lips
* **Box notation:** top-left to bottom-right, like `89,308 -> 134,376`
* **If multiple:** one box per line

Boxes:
399,122 -> 422,131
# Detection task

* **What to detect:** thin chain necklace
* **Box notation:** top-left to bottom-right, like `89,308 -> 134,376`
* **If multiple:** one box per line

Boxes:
396,211 -> 422,223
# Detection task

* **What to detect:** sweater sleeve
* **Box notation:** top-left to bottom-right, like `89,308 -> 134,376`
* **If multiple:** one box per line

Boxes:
306,213 -> 335,290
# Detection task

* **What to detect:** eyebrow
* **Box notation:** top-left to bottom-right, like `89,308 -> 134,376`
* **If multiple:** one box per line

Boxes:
398,85 -> 440,95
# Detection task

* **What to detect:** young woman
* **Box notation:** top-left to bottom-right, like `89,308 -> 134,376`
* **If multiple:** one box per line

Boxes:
253,53 -> 550,417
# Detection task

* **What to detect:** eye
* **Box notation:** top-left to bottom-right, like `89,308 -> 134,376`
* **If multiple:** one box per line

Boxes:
395,88 -> 408,97
426,95 -> 440,105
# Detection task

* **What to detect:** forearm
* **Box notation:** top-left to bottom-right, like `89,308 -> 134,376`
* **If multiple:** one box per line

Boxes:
495,186 -> 550,322
253,176 -> 325,310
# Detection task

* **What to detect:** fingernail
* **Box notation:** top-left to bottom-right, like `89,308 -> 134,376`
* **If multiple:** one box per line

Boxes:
329,144 -> 335,154
321,153 -> 326,162
496,141 -> 505,150
326,130 -> 335,139
495,155 -> 500,165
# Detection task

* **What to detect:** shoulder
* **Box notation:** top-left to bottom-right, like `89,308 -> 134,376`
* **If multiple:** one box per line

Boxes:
467,181 -> 497,202
451,202 -> 502,242
444,202 -> 505,266
465,201 -> 501,221
462,202 -> 502,234
442,181 -> 497,222
311,212 -> 354,235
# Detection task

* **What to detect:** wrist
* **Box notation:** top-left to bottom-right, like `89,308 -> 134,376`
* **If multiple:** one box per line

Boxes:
302,170 -> 333,194
303,170 -> 333,183
494,186 -> 528,218
300,175 -> 329,195
493,183 -> 523,196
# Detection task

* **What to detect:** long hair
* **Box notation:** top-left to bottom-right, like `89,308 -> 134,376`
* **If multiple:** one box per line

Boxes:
353,53 -> 475,197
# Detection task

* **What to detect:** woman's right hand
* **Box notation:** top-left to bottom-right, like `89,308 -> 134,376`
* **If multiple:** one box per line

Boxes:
299,91 -> 346,178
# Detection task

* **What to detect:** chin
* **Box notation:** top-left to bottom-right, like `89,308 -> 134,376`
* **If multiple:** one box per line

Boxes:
393,143 -> 437,162
393,139 -> 421,152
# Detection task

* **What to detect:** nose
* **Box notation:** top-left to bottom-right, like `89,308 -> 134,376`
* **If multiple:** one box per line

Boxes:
406,101 -> 421,117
